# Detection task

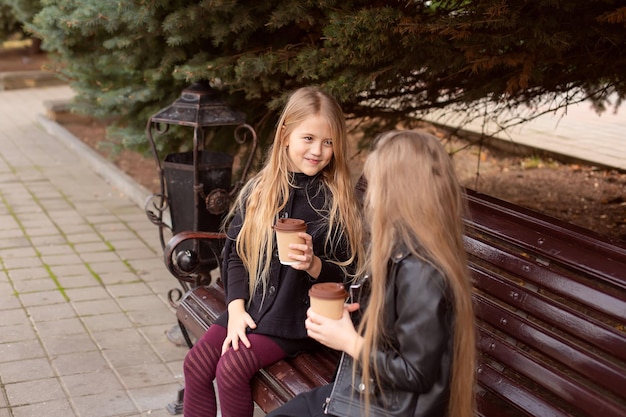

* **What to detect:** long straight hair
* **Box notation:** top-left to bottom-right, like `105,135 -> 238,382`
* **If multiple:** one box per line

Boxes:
358,130 -> 476,417
229,86 -> 364,298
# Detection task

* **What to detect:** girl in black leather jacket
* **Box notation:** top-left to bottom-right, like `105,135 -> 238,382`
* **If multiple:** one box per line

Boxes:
268,130 -> 477,417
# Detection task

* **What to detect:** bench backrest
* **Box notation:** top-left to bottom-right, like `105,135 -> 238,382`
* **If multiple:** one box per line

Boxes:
464,190 -> 626,417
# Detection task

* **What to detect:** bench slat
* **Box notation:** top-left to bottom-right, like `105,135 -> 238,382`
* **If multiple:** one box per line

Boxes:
471,265 -> 626,363
176,285 -> 226,339
288,352 -> 337,386
250,351 -> 338,412
251,376 -> 289,412
474,290 -> 626,399
465,190 -> 626,288
477,361 -> 570,417
478,328 -> 626,417
466,235 -> 626,322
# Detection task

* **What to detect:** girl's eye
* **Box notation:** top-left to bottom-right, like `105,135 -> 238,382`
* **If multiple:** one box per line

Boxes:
303,136 -> 313,142
323,139 -> 333,147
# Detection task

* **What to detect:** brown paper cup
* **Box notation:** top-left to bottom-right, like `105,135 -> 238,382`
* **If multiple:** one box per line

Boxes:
309,282 -> 348,320
274,218 -> 307,265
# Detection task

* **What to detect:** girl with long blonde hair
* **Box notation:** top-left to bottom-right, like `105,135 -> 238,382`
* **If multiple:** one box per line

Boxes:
268,129 -> 476,417
183,86 -> 364,417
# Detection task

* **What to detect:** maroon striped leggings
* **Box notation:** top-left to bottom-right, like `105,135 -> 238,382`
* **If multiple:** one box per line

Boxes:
183,324 -> 286,417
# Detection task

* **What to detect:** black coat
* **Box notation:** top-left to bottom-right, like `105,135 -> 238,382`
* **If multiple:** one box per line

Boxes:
216,173 -> 351,340
325,251 -> 454,417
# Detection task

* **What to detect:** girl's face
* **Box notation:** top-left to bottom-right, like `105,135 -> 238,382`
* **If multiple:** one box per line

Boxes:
284,114 -> 334,176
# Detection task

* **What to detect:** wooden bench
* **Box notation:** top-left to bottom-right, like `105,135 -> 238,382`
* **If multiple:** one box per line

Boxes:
165,189 -> 626,416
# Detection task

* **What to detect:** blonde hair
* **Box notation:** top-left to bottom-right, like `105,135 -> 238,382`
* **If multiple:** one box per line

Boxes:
359,130 -> 476,417
229,86 -> 364,298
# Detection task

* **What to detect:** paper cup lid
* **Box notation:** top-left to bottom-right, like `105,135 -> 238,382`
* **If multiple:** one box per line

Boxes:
274,218 -> 307,232
309,282 -> 348,300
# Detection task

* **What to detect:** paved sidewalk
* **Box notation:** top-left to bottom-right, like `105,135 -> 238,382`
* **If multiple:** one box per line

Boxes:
0,86 -> 186,417
429,96 -> 626,171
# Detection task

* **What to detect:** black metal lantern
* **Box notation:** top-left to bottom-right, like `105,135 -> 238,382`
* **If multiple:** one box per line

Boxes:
145,82 -> 257,290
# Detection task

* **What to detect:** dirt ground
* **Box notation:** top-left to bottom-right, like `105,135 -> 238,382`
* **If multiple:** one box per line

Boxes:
3,47 -> 625,241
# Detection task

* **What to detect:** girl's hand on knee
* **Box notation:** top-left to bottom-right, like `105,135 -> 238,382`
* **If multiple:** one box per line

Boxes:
224,301 -> 257,354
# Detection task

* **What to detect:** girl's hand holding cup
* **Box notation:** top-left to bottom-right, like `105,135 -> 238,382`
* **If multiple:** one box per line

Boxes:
305,303 -> 363,357
274,218 -> 307,265
274,218 -> 320,276
288,232 -> 320,275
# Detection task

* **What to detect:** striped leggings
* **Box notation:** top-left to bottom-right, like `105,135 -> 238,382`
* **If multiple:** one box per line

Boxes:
182,324 -> 286,417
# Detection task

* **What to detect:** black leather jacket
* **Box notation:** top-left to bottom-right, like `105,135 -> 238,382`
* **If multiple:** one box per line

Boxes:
325,250 -> 454,417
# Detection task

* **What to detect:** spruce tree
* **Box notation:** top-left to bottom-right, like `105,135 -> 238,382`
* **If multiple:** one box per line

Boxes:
1,0 -> 42,42
0,4 -> 21,41
28,1 -> 626,154
4,0 -> 40,22
4,0 -> 43,51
